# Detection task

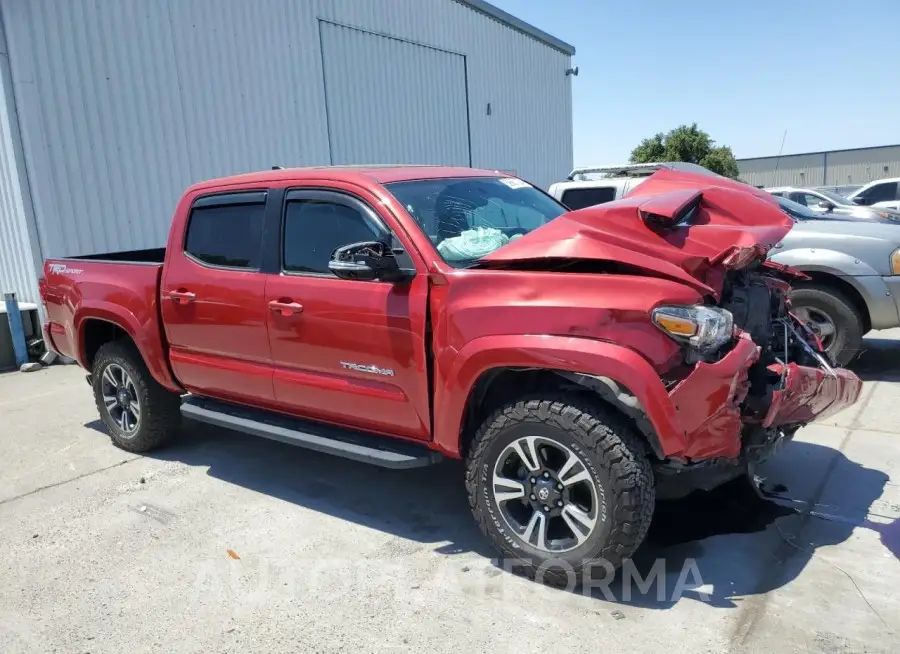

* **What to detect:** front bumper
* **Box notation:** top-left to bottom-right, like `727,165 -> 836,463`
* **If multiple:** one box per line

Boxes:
763,362 -> 863,427
668,330 -> 863,461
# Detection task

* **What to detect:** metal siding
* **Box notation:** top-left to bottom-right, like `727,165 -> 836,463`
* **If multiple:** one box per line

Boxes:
739,145 -> 900,189
0,15 -> 40,304
0,0 -> 572,293
320,21 -> 470,166
738,153 -> 826,188
825,146 -> 900,187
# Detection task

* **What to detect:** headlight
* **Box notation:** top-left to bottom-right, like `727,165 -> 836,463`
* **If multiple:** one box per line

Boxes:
892,248 -> 900,275
652,305 -> 734,351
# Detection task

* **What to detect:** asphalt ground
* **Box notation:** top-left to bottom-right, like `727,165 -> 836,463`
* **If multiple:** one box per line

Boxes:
1,333 -> 898,653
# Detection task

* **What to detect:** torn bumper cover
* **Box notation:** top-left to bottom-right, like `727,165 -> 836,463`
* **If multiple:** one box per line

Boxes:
667,332 -> 863,461
763,362 -> 863,427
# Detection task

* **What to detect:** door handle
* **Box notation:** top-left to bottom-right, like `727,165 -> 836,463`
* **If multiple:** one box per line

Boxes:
166,289 -> 196,305
269,299 -> 304,316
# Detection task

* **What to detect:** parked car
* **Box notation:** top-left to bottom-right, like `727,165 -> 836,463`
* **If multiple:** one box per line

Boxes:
550,164 -> 900,365
764,186 -> 900,222
768,196 -> 900,363
847,177 -> 900,211
40,165 -> 861,584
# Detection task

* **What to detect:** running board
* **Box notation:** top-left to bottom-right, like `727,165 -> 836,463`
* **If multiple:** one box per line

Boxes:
181,397 -> 442,469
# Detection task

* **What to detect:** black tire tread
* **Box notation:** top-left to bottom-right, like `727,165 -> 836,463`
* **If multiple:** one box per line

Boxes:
465,395 -> 654,585
790,283 -> 864,366
92,340 -> 181,453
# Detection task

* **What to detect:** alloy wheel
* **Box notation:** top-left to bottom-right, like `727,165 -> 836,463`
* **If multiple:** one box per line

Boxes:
100,363 -> 141,437
492,435 -> 600,553
793,306 -> 837,351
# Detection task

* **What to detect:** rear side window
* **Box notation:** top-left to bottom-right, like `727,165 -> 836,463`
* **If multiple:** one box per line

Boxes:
283,200 -> 383,275
858,182 -> 898,203
185,198 -> 265,269
560,186 -> 617,210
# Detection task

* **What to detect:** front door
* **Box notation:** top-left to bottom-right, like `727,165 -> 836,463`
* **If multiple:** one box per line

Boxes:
265,188 -> 431,440
161,191 -> 275,405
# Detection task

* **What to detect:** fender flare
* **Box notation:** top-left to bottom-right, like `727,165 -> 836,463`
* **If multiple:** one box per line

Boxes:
769,249 -> 882,278
433,334 -> 686,459
74,302 -> 181,392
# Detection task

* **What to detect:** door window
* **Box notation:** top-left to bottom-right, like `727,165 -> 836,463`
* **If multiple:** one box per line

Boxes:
283,199 -> 384,275
559,186 -> 617,210
858,182 -> 898,203
184,197 -> 265,269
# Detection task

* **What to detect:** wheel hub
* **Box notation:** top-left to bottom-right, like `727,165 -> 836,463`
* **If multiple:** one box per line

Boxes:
527,471 -> 566,516
116,388 -> 130,407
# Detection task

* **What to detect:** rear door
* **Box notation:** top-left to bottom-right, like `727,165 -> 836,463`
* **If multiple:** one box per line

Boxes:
265,188 -> 431,440
161,191 -> 275,404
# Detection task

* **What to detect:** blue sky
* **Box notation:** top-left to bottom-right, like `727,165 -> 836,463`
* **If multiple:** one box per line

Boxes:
489,0 -> 900,166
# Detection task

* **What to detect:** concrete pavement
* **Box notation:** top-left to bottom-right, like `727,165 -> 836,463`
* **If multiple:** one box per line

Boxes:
1,335 -> 899,653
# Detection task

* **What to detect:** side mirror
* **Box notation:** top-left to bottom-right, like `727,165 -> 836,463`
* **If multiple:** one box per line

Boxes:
853,197 -> 871,206
328,240 -> 414,283
814,201 -> 834,212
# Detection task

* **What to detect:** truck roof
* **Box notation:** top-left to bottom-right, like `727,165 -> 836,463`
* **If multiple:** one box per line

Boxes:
187,165 -> 507,194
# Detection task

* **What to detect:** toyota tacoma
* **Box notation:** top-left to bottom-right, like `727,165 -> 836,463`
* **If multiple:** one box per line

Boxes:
40,165 -> 862,584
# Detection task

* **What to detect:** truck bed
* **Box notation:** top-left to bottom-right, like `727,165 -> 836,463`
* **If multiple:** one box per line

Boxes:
40,250 -> 169,379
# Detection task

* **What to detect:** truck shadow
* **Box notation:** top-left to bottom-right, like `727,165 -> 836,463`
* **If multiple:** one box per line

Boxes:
850,334 -> 900,382
84,418 -> 891,610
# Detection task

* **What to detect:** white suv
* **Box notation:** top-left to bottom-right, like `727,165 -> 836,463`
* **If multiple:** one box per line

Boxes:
847,178 -> 900,211
548,162 -> 720,209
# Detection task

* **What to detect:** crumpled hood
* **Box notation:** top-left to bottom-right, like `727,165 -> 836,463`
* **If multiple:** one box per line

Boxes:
483,169 -> 794,297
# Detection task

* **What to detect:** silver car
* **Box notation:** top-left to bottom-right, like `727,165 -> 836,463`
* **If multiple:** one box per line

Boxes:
765,186 -> 900,222
771,196 -> 900,364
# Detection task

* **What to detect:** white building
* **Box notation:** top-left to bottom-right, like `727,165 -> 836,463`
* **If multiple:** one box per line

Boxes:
0,0 -> 575,304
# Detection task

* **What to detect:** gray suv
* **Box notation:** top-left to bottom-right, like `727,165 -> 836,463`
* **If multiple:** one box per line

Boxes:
549,164 -> 900,365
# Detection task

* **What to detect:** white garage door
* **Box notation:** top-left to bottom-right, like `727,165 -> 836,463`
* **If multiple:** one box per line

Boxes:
319,21 -> 471,167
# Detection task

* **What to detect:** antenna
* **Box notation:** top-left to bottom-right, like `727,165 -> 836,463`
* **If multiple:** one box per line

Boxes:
772,130 -> 788,176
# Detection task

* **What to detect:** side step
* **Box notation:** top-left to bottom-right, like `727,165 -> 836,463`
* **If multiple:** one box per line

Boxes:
180,396 -> 442,469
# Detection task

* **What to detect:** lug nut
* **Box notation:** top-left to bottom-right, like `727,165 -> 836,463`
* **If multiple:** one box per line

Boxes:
530,494 -> 536,500
543,472 -> 550,478
543,506 -> 550,512
557,500 -> 564,507
556,484 -> 564,491
530,477 -> 536,484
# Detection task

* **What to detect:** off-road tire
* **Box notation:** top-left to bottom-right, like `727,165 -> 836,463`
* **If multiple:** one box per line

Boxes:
465,395 -> 655,586
92,340 -> 181,453
790,284 -> 864,366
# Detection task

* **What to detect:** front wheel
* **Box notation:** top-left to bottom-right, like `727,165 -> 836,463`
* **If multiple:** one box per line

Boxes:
790,285 -> 864,366
465,396 -> 655,586
92,341 -> 181,453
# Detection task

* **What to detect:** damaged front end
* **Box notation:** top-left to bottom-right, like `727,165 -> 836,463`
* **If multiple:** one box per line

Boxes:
655,263 -> 863,499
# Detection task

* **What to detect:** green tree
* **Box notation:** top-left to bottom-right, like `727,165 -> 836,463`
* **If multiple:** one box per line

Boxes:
629,124 -> 740,178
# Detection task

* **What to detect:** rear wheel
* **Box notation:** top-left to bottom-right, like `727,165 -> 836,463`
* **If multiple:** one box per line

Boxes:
790,285 -> 864,366
92,341 -> 181,453
465,396 -> 654,586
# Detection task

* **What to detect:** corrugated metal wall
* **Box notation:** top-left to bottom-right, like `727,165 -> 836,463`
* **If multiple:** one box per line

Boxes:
738,153 -> 826,188
738,146 -> 900,189
0,0 -> 573,286
826,146 -> 900,187
0,17 -> 41,304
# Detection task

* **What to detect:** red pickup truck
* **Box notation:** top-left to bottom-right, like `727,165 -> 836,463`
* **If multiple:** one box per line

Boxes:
40,165 -> 862,583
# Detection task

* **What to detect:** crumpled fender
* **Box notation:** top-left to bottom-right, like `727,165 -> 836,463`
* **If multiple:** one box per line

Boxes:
434,334 -> 688,458
74,301 -> 181,392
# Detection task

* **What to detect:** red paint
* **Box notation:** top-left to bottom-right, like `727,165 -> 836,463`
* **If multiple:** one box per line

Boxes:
39,166 -> 861,466
764,363 -> 863,427
668,333 -> 760,460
